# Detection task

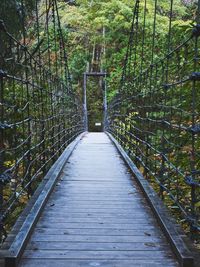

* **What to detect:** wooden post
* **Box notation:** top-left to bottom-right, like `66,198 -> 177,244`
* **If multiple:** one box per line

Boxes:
103,74 -> 107,132
0,71 -> 5,242
83,73 -> 88,131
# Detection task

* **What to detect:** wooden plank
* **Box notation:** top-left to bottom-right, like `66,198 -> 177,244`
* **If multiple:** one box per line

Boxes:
46,200 -> 144,206
46,200 -> 141,206
26,241 -> 168,251
19,259 -> 179,267
32,228 -> 161,236
22,250 -> 174,259
29,234 -> 167,243
21,210 -> 153,218
37,218 -> 155,224
39,213 -> 152,220
39,208 -> 150,214
50,193 -> 141,198
36,222 -> 156,229
51,190 -> 141,194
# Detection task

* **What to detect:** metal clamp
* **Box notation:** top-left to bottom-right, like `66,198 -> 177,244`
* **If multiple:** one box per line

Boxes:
189,72 -> 200,81
192,24 -> 200,37
0,70 -> 7,78
0,20 -> 6,32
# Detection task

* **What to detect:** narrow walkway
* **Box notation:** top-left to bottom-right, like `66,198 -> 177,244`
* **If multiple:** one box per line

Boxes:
19,133 -> 179,267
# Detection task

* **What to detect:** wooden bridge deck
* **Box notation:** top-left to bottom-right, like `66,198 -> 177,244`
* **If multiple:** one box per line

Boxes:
18,133 -> 179,267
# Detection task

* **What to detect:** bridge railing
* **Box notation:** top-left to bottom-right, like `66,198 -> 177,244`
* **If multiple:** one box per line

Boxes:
0,0 -> 84,242
106,0 -> 200,237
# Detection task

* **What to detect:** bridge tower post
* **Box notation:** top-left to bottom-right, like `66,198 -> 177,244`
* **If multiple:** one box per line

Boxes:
0,70 -> 6,242
103,74 -> 107,132
83,73 -> 88,131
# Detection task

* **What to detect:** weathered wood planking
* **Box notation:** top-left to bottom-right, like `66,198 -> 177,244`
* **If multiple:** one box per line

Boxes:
19,133 -> 179,267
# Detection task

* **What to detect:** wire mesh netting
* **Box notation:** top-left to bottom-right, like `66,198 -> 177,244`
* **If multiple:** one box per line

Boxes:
106,0 -> 200,238
0,0 -> 84,242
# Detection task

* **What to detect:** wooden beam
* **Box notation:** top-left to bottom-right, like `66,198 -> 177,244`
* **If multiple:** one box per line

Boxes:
84,72 -> 107,77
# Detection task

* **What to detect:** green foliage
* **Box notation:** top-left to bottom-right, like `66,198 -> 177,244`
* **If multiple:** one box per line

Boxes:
0,0 -> 35,35
55,0 -> 195,94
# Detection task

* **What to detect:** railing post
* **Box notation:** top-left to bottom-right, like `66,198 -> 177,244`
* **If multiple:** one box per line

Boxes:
83,73 -> 88,131
189,14 -> 200,237
0,70 -> 5,241
103,74 -> 107,132
129,118 -> 133,157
